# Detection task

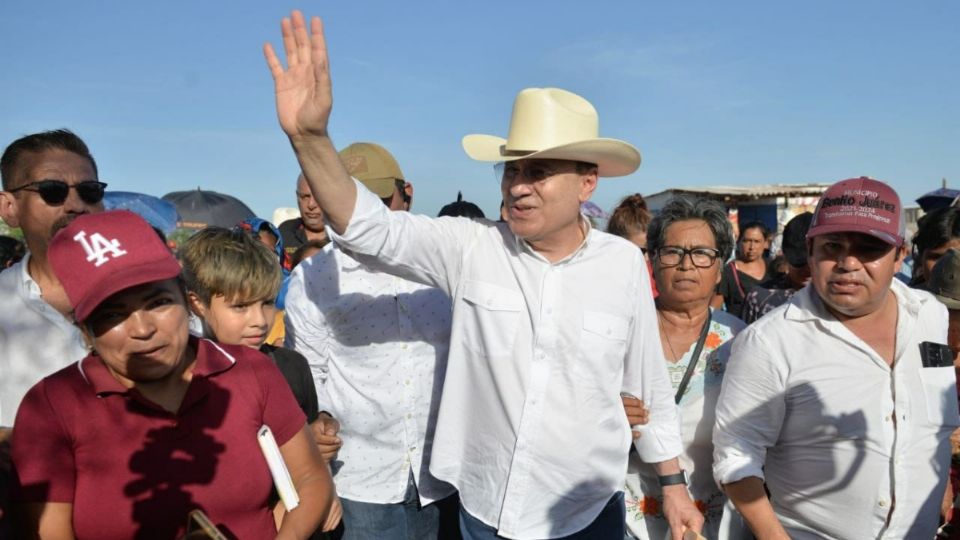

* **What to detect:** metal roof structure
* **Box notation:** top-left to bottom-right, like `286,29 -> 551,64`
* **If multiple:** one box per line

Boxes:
646,183 -> 832,201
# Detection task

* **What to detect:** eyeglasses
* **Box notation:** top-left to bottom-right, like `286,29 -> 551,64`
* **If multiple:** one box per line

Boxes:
655,246 -> 721,268
494,161 -> 570,183
8,180 -> 107,205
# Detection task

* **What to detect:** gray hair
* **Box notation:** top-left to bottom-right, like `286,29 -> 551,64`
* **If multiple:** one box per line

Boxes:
647,197 -> 734,261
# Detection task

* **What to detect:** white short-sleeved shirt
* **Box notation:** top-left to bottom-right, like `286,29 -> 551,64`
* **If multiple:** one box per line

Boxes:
714,280 -> 958,539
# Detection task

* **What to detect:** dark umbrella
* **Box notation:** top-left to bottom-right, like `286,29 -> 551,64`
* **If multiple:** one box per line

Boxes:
103,191 -> 181,234
917,187 -> 960,212
161,188 -> 256,230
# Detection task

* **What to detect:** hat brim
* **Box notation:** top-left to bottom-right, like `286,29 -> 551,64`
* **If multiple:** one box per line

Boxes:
462,134 -> 641,177
806,223 -> 904,247
357,177 -> 398,198
74,258 -> 182,323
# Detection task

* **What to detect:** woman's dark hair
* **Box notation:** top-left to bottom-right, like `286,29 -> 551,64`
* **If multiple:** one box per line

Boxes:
607,194 -> 651,239
647,197 -> 734,261
738,220 -> 770,242
912,207 -> 960,258
0,235 -> 26,268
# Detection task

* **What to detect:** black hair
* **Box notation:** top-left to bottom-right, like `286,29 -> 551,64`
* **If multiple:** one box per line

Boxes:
1,129 -> 97,190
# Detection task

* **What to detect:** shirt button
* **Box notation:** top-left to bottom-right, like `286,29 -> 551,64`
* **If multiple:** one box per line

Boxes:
405,380 -> 411,386
406,413 -> 412,419
878,499 -> 888,507
401,344 -> 408,349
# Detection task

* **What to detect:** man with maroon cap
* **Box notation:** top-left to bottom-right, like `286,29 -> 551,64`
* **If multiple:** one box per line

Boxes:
713,177 -> 960,538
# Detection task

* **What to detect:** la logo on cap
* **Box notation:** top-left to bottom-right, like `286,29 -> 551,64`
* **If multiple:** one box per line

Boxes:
73,230 -> 127,267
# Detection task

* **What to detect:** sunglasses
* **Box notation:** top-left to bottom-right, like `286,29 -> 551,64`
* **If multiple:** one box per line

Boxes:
8,180 -> 108,205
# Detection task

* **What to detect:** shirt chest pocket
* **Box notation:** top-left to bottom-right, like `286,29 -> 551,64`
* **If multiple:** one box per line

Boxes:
918,366 -> 960,428
577,311 -> 630,389
460,280 -> 523,358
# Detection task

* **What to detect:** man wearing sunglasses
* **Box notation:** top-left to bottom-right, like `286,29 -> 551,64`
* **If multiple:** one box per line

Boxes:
264,12 -> 701,540
0,129 -> 104,455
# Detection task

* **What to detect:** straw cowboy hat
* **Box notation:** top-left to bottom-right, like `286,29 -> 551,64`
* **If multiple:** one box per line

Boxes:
462,87 -> 641,177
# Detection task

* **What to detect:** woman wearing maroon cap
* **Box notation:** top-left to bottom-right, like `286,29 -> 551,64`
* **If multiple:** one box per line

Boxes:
9,211 -> 334,539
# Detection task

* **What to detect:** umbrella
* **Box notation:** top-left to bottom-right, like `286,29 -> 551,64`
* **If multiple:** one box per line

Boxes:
103,191 -> 181,234
917,188 -> 960,212
161,188 -> 256,230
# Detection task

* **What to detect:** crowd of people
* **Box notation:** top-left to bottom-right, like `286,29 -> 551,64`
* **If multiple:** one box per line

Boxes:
0,9 -> 959,540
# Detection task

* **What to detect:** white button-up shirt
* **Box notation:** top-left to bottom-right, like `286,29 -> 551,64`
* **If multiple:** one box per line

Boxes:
330,181 -> 682,539
0,255 -> 87,426
713,280 -> 959,539
284,243 -> 455,504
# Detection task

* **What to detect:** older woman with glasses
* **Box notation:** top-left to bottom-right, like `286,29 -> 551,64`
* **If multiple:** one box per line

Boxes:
624,198 -> 747,540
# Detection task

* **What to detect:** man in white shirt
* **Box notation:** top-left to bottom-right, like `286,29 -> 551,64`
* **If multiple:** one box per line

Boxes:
0,129 -> 104,526
285,141 -> 457,539
264,12 -> 701,539
714,176 -> 960,539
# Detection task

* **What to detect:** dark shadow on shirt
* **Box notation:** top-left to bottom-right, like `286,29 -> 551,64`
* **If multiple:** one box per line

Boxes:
123,381 -> 233,539
547,479 -> 623,538
912,381 -> 957,537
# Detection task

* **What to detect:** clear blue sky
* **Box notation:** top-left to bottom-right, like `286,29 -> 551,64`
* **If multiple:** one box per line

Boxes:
2,1 -> 957,221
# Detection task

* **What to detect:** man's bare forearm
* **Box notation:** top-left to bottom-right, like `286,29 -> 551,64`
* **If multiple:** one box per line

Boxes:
289,134 -> 356,235
724,476 -> 789,540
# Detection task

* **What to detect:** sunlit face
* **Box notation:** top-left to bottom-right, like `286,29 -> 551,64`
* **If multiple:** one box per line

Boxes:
296,175 -> 325,232
738,226 -> 768,262
189,293 -> 277,349
500,158 -> 596,253
921,239 -> 960,282
809,233 -> 904,319
0,149 -> 103,253
82,279 -> 191,386
653,219 -> 722,308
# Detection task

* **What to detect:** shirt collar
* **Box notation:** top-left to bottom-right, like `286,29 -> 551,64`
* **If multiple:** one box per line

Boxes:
15,253 -> 40,300
785,276 -> 926,324
514,216 -> 593,264
79,336 -> 236,396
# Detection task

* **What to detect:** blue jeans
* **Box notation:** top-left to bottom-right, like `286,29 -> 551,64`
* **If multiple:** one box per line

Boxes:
459,492 -> 625,540
339,473 -> 456,540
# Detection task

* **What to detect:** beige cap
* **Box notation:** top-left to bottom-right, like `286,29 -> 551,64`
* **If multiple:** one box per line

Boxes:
339,142 -> 404,198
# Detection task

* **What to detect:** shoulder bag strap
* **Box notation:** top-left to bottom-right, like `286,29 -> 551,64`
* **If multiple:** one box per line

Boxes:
729,261 -> 746,298
674,310 -> 713,404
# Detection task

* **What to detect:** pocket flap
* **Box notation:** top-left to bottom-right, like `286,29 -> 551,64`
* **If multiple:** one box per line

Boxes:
462,280 -> 524,312
583,311 -> 630,341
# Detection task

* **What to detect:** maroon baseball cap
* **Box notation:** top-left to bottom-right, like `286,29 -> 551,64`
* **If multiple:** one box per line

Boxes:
48,210 -> 182,323
806,176 -> 905,247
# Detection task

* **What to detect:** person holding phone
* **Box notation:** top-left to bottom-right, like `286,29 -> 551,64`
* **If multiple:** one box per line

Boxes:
9,211 -> 335,539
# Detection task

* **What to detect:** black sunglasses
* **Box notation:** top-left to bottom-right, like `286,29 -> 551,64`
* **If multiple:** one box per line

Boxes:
8,180 -> 107,205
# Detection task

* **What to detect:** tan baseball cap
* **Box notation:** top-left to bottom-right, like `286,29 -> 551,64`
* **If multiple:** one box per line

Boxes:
338,142 -> 404,198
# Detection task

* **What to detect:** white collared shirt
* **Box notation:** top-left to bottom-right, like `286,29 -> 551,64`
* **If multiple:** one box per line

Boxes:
284,243 -> 455,505
329,180 -> 682,539
713,280 -> 959,539
0,254 -> 87,425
